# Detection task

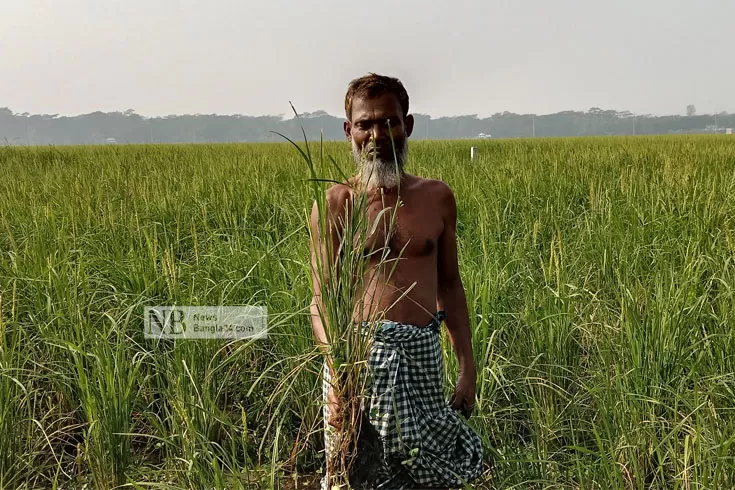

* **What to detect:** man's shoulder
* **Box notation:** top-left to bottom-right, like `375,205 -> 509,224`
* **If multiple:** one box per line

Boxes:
309,182 -> 351,224
324,181 -> 354,210
410,175 -> 455,201
325,181 -> 352,199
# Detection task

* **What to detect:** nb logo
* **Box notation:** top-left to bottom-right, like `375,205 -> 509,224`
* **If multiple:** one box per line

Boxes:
143,305 -> 268,340
146,307 -> 185,336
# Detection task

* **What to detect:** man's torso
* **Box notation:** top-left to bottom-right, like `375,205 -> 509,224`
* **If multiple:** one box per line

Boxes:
327,174 -> 451,327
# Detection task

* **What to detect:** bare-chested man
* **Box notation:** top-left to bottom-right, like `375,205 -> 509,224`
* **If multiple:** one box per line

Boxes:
310,73 -> 484,489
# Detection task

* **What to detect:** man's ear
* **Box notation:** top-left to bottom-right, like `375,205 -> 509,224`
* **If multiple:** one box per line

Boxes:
343,120 -> 352,141
404,114 -> 415,137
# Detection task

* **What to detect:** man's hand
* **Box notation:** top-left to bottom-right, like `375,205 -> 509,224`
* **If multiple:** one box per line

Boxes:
326,384 -> 343,430
450,369 -> 476,419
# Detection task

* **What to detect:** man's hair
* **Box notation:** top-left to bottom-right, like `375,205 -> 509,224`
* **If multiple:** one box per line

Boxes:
344,73 -> 409,121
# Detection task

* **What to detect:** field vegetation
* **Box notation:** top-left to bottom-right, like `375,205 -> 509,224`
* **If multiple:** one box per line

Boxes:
1,135 -> 734,489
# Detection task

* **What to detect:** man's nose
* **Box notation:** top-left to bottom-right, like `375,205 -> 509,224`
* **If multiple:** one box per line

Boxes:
370,121 -> 391,144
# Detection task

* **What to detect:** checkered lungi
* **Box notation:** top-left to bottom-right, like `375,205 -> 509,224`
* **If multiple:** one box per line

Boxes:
322,312 -> 484,489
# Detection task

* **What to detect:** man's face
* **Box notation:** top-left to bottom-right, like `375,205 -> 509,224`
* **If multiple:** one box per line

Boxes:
344,93 -> 415,188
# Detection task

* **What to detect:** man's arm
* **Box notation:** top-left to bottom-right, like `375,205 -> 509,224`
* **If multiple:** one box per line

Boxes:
436,184 -> 476,417
308,189 -> 348,428
309,197 -> 337,353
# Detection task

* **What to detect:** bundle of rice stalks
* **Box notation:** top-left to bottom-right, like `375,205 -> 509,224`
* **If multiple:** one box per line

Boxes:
280,111 -> 407,488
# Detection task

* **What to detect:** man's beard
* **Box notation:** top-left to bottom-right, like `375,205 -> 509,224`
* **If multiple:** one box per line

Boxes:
352,139 -> 408,190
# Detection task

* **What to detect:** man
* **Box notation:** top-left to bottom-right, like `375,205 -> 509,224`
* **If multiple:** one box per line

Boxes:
309,73 -> 484,489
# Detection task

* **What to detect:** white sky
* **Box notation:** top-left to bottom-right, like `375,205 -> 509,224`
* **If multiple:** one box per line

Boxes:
2,0 -> 733,118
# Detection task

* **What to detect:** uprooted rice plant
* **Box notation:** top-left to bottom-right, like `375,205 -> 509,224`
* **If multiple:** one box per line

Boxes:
1,135 -> 734,489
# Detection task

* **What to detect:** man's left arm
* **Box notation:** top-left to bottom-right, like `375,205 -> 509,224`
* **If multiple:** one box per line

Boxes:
436,184 -> 476,418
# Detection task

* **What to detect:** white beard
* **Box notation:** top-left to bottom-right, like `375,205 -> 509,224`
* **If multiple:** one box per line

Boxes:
352,139 -> 408,190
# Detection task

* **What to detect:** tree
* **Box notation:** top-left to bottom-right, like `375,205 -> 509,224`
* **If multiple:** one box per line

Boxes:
686,104 -> 696,117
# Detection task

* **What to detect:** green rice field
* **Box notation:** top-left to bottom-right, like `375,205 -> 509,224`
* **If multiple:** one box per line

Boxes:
1,135 -> 734,489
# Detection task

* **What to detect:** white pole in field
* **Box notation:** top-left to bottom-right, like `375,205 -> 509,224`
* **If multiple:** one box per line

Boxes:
470,146 -> 478,160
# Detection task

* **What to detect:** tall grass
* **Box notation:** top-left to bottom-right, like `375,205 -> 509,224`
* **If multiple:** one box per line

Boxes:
0,135 -> 733,488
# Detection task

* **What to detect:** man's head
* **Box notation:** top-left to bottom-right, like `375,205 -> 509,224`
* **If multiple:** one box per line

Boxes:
344,73 -> 415,189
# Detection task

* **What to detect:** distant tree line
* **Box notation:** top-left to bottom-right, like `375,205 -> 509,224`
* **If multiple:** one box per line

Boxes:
1,106 -> 733,146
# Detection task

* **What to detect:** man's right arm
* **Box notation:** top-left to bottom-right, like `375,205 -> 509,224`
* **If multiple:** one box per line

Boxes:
308,190 -> 346,359
309,199 -> 330,351
309,190 -> 346,429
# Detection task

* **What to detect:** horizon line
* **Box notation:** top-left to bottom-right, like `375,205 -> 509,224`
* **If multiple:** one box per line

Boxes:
3,105 -> 730,120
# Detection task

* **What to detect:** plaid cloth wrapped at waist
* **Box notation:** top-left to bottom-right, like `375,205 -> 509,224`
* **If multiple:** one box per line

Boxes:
322,311 -> 484,490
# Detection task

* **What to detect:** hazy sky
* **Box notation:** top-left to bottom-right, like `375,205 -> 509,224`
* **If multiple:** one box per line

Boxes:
3,0 -> 733,118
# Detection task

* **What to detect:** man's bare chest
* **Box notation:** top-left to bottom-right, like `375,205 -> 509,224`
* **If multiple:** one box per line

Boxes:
362,196 -> 444,259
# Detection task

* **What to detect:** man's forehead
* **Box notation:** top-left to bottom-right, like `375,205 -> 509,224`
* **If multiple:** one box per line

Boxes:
350,93 -> 403,121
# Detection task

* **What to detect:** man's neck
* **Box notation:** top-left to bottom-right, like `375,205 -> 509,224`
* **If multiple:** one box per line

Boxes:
352,171 -> 410,193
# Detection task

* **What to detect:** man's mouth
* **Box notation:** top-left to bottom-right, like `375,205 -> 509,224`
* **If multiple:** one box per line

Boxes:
366,147 -> 392,159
